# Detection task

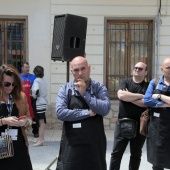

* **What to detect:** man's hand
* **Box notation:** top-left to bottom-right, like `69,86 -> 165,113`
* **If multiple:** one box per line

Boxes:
74,79 -> 86,95
89,109 -> 96,117
122,88 -> 129,91
152,94 -> 158,99
152,94 -> 170,106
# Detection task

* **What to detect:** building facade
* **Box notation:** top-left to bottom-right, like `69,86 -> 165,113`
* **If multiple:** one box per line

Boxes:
0,0 -> 169,129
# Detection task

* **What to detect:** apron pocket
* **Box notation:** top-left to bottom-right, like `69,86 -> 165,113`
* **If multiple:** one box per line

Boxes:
64,117 -> 97,146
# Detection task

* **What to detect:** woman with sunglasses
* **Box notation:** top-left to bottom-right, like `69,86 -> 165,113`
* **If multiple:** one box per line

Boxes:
0,64 -> 33,170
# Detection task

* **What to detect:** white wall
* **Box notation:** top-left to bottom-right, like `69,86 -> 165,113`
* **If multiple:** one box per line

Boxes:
0,0 -> 51,103
1,0 -> 170,104
50,0 -> 170,103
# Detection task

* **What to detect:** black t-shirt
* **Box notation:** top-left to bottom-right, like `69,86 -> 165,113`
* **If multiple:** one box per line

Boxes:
118,78 -> 148,121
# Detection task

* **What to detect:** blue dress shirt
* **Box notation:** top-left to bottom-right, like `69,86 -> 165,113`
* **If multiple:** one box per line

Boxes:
56,79 -> 111,121
144,76 -> 170,108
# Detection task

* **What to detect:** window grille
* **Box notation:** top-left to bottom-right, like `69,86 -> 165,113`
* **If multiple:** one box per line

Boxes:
106,20 -> 153,99
0,19 -> 26,72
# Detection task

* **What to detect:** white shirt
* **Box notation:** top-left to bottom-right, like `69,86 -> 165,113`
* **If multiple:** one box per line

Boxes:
31,78 -> 48,105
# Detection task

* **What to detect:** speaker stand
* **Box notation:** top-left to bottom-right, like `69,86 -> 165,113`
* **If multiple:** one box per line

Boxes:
67,61 -> 69,82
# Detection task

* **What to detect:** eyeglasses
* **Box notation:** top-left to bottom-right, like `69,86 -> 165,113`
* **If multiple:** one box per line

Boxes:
3,82 -> 16,87
165,66 -> 170,70
133,67 -> 144,71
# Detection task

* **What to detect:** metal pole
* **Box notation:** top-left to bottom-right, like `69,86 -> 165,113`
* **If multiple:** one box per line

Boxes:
67,61 -> 69,82
45,156 -> 58,170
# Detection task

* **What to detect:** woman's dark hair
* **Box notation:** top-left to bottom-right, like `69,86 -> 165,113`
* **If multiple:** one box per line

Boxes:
0,64 -> 23,100
33,66 -> 44,78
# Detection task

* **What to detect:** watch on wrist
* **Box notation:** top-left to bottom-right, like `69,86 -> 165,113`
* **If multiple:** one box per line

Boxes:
157,94 -> 162,101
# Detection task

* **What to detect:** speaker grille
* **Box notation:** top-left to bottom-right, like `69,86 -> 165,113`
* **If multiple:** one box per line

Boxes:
51,14 -> 87,62
51,15 -> 65,61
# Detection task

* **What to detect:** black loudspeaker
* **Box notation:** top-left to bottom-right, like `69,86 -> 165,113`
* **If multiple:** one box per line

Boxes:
51,14 -> 87,62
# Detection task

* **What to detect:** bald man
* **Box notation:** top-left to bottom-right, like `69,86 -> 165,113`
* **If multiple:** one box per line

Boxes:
144,58 -> 170,170
56,56 -> 110,170
109,62 -> 148,170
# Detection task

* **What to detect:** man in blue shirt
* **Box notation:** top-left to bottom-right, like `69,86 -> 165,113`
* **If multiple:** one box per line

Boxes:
20,62 -> 39,138
56,56 -> 110,170
144,58 -> 170,170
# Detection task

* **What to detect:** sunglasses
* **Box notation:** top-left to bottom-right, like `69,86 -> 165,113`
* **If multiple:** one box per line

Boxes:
3,82 -> 16,87
133,67 -> 144,71
165,66 -> 170,70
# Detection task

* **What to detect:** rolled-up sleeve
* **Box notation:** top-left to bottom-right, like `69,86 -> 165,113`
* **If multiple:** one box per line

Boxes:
82,82 -> 111,116
144,79 -> 164,108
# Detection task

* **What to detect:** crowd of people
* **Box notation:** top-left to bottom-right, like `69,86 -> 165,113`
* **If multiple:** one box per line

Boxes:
0,56 -> 170,170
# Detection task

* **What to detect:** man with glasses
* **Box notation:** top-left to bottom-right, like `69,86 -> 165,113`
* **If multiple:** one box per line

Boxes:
109,62 -> 148,170
144,58 -> 170,170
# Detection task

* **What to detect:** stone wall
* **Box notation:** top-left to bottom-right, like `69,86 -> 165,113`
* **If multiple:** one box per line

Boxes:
46,100 -> 119,130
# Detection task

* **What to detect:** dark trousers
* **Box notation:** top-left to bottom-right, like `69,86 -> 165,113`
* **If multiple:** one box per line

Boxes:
109,120 -> 146,170
32,118 -> 39,135
152,165 -> 164,170
31,97 -> 39,135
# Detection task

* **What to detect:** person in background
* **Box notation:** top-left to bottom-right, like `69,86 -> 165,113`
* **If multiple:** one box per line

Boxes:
20,62 -> 39,138
31,65 -> 48,147
144,58 -> 170,170
109,62 -> 148,170
0,64 -> 33,170
56,56 -> 110,170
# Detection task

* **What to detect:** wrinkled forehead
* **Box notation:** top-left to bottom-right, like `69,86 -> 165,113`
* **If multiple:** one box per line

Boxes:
71,60 -> 87,69
135,62 -> 146,68
162,60 -> 170,67
23,64 -> 29,68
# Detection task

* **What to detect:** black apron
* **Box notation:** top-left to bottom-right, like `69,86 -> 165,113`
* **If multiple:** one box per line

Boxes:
61,94 -> 107,170
147,90 -> 170,168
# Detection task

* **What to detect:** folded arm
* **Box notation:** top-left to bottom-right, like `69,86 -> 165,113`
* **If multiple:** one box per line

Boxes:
118,89 -> 144,102
118,89 -> 147,108
144,79 -> 166,108
82,84 -> 111,116
56,85 -> 91,122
